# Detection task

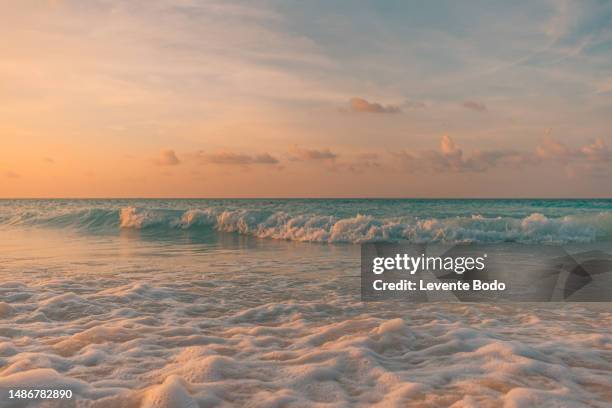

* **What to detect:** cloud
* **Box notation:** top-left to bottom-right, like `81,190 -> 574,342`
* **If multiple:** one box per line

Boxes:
4,171 -> 20,178
580,138 -> 611,161
439,134 -> 458,155
536,134 -> 611,163
392,132 -> 611,175
155,149 -> 181,166
290,147 -> 337,161
462,100 -> 487,112
197,151 -> 279,166
42,157 -> 54,164
347,97 -> 401,114
394,135 -> 534,173
536,136 -> 572,160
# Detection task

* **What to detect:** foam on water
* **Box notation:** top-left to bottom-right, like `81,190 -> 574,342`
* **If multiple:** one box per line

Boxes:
1,201 -> 611,407
0,273 -> 610,407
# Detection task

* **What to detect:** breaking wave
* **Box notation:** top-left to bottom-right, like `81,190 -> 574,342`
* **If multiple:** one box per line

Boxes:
3,205 -> 612,244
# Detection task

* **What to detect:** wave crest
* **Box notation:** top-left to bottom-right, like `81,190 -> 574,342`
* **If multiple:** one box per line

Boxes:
3,204 -> 611,244
116,206 -> 612,244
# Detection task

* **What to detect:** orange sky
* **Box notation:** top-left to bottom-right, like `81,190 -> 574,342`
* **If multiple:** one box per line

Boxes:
1,1 -> 611,197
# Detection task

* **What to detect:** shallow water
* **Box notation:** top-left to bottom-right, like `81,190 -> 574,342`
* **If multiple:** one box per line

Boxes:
0,200 -> 611,407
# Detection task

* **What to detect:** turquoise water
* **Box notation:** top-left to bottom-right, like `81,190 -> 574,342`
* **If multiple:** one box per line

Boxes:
1,199 -> 611,406
1,199 -> 612,243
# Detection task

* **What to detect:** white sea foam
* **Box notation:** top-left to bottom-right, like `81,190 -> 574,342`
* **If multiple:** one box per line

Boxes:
119,206 -> 612,244
1,225 -> 611,407
2,200 -> 612,244
1,277 -> 610,407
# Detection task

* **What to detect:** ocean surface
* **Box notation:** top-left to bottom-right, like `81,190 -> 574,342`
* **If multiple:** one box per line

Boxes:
0,199 -> 611,407
3,199 -> 612,244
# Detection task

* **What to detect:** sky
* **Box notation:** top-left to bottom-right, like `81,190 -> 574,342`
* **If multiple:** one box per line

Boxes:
1,0 -> 612,198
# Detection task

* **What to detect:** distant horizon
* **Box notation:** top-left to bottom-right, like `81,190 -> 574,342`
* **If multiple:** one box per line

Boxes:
3,196 -> 612,200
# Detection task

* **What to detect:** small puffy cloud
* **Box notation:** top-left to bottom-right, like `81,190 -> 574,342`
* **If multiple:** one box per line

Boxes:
580,138 -> 611,161
536,136 -> 572,160
42,157 -> 54,164
4,170 -> 20,178
462,100 -> 487,112
155,149 -> 181,166
439,134 -> 458,155
290,147 -> 337,161
348,97 -> 400,114
198,151 -> 279,165
536,130 -> 570,160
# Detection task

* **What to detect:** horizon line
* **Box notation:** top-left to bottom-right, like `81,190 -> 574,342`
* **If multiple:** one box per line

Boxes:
2,196 -> 612,200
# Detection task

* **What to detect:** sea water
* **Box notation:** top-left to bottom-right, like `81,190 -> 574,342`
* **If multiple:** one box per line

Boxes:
0,199 -> 610,407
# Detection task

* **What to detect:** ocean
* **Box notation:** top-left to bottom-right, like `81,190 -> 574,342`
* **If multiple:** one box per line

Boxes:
2,199 -> 612,243
0,199 -> 611,407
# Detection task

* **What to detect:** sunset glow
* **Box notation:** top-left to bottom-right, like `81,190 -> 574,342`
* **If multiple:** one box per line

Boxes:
1,1 -> 611,197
